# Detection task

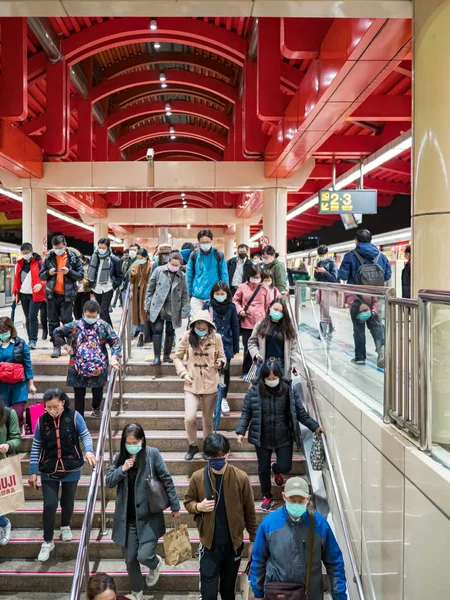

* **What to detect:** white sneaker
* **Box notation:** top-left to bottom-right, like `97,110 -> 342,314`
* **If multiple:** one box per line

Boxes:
38,541 -> 55,562
145,554 -> 163,587
60,526 -> 72,542
131,592 -> 144,600
221,398 -> 230,414
0,519 -> 11,546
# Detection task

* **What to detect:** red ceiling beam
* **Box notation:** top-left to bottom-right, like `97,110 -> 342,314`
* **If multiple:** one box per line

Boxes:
361,177 -> 410,195
89,70 -> 236,105
43,60 -> 70,158
127,143 -> 222,162
95,122 -> 109,161
49,191 -> 107,219
77,98 -> 93,161
348,95 -> 411,122
243,61 -> 270,157
118,124 -> 226,152
281,18 -> 334,59
309,163 -> 350,179
257,18 -> 283,121
315,132 -> 400,156
0,18 -> 27,120
0,120 -> 43,178
380,157 -> 411,176
264,19 -> 412,178
116,87 -> 226,110
105,100 -> 231,130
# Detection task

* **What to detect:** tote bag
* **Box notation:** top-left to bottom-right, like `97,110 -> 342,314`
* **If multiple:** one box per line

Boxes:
0,455 -> 25,515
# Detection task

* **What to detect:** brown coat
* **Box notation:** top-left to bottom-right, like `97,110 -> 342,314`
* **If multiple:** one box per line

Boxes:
184,464 -> 257,550
174,310 -> 226,394
130,260 -> 152,326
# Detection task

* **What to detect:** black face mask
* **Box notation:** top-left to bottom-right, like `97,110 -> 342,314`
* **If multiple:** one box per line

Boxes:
238,253 -> 247,260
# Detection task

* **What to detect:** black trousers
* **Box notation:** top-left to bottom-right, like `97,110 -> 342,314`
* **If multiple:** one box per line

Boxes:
152,317 -> 175,337
42,479 -> 78,542
74,292 -> 91,320
94,289 -> 114,326
47,293 -> 73,341
74,386 -> 103,417
241,328 -> 253,375
200,542 -> 243,600
20,293 -> 42,343
256,444 -> 293,498
40,301 -> 48,333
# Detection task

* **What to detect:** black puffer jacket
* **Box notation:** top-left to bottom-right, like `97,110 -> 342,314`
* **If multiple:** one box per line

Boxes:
236,379 -> 319,449
39,249 -> 84,302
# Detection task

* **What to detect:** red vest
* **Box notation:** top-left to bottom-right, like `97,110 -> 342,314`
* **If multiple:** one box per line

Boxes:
12,256 -> 46,303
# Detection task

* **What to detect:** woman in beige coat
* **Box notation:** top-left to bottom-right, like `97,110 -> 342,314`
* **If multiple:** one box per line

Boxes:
174,310 -> 226,460
130,248 -> 152,347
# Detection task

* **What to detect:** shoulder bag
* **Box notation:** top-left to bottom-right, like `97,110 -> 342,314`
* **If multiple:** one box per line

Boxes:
146,449 -> 170,514
264,511 -> 315,600
240,285 -> 262,319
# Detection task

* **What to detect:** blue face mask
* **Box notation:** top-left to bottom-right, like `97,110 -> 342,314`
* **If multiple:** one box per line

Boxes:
286,502 -> 307,518
0,332 -> 11,342
209,457 -> 227,471
97,248 -> 108,256
213,294 -> 227,303
83,317 -> 99,325
195,328 -> 208,337
125,443 -> 142,455
270,310 -> 283,322
357,311 -> 372,322
200,243 -> 212,252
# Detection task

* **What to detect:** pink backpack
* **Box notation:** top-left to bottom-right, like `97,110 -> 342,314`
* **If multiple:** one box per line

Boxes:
74,321 -> 107,377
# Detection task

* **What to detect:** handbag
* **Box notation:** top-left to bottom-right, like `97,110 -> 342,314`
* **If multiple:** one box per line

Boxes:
0,455 -> 25,515
240,559 -> 255,600
310,433 -> 325,471
25,398 -> 45,435
264,511 -> 315,600
240,285 -> 262,318
0,363 -> 25,384
163,522 -> 192,566
146,449 -> 170,514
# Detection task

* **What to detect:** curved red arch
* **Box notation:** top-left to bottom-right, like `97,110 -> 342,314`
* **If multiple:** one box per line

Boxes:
119,124 -> 226,152
156,199 -> 212,209
118,88 -> 227,110
105,101 -> 231,130
127,144 -> 222,162
89,70 -> 235,105
62,18 -> 246,66
153,195 -> 213,208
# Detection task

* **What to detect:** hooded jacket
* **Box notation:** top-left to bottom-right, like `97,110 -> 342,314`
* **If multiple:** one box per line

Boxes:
13,253 -> 46,303
262,258 -> 288,293
186,247 -> 229,300
173,310 -> 226,394
39,249 -> 84,302
202,300 -> 240,359
338,242 -> 392,285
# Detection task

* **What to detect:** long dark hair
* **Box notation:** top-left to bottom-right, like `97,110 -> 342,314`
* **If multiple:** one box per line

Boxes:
117,423 -> 146,467
210,281 -> 232,303
257,298 -> 297,340
188,320 -> 214,349
257,360 -> 288,398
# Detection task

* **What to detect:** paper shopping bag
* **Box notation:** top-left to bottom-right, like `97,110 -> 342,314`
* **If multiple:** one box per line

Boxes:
0,455 -> 25,515
163,523 -> 192,566
240,561 -> 254,600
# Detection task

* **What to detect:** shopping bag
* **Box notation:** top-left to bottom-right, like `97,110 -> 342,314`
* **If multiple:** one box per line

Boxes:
25,399 -> 45,435
240,560 -> 254,600
310,433 -> 325,471
0,455 -> 25,515
163,522 -> 192,566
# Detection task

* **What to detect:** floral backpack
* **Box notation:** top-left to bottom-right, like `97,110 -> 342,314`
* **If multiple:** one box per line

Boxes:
74,320 -> 107,377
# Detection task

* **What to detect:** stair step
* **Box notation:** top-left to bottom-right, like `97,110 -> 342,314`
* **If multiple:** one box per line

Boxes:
1,594 -> 205,600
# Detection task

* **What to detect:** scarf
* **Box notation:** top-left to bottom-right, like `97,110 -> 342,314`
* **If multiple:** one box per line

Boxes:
87,251 -> 111,285
211,298 -> 231,317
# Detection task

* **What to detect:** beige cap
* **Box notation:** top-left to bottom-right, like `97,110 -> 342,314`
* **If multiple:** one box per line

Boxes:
284,477 -> 310,498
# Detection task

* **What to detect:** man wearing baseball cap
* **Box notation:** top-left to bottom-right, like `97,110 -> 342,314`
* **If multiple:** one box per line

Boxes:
250,477 -> 347,599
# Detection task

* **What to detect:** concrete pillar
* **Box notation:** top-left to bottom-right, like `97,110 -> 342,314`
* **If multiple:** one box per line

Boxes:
158,227 -> 170,245
225,235 -> 235,260
263,188 -> 288,263
22,189 -> 47,255
94,222 -> 109,245
236,222 -> 250,247
123,238 -> 131,249
414,0 -> 450,445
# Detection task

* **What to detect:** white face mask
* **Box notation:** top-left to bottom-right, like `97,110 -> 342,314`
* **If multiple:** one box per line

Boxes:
200,243 -> 212,252
129,250 -> 137,259
53,248 -> 65,256
97,248 -> 108,256
21,253 -> 32,261
265,378 -> 280,388
83,316 -> 99,325
214,294 -> 227,303
249,277 -> 261,284
137,258 -> 147,265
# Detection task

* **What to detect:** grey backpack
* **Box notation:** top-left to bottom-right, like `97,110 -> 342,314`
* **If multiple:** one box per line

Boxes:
353,249 -> 386,286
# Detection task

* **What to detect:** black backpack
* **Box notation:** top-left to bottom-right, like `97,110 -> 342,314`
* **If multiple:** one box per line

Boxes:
353,249 -> 386,286
191,249 -> 224,281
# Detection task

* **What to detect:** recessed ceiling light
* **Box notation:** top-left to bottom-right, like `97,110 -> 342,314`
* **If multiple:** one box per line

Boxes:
159,73 -> 166,82
161,83 -> 167,89
169,126 -> 175,134
170,135 -> 176,140
150,19 -> 157,30
154,42 -> 161,49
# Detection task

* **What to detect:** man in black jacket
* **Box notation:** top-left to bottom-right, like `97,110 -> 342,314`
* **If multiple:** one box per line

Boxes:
402,244 -> 411,298
39,235 -> 84,358
87,238 -> 123,325
227,244 -> 253,294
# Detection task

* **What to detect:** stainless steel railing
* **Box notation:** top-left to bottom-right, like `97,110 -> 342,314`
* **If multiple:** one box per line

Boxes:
290,288 -> 366,600
69,284 -> 132,600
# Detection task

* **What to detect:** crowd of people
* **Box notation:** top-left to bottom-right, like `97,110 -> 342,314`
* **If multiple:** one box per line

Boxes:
0,224 -> 405,599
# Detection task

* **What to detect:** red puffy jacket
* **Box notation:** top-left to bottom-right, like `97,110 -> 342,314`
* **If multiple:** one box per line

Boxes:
12,254 -> 46,303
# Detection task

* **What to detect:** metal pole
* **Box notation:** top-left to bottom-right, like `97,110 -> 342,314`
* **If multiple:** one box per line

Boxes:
359,156 -> 364,189
118,365 -> 124,414
84,552 -> 90,596
383,290 -> 396,423
99,466 -> 107,535
418,296 -> 432,451
332,156 -> 336,190
108,416 -> 114,462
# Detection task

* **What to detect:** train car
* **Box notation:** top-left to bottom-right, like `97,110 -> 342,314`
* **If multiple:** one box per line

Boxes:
0,241 -> 21,308
287,227 -> 411,297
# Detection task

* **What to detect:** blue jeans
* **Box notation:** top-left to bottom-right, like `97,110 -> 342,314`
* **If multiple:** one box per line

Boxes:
0,515 -> 9,527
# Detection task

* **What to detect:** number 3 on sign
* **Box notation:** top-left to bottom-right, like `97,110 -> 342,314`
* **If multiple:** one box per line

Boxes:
342,192 -> 353,212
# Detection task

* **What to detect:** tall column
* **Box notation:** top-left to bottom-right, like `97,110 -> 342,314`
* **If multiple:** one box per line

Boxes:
263,188 -> 288,262
225,235 -> 235,259
158,227 -> 170,245
22,189 -> 47,254
414,0 -> 450,445
236,222 -> 250,247
94,222 -> 109,245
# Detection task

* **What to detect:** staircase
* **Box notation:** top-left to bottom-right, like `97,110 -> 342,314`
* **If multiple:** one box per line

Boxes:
0,357 -> 306,598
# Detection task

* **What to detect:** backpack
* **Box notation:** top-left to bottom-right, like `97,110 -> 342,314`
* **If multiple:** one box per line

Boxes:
191,249 -> 224,281
353,249 -> 386,286
74,321 -> 107,377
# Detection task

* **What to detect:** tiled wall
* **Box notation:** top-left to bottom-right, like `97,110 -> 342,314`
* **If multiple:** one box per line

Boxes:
298,362 -> 450,600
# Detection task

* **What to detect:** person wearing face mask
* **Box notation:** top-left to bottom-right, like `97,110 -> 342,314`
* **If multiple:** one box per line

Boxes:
174,311 -> 226,460
28,388 -> 97,562
248,298 -> 301,378
227,243 -> 253,295
121,243 -> 140,305
233,265 -> 272,377
39,235 -> 84,358
12,242 -> 46,350
203,282 -> 240,414
250,477 -> 347,600
261,245 -> 288,293
87,238 -> 123,326
0,316 -> 36,428
145,251 -> 189,365
130,248 -> 153,348
186,229 -> 229,316
150,243 -> 173,274
261,270 -> 281,303
87,573 -> 132,600
53,300 -> 121,417
73,254 -> 92,320
106,423 -> 180,600
184,433 -> 257,600
236,361 -> 321,511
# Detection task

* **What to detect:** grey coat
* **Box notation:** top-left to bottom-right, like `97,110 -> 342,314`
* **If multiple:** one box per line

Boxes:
144,264 -> 189,329
247,319 -> 301,374
105,446 -> 180,547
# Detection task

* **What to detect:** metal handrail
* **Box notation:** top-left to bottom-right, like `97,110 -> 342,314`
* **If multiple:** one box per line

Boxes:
69,284 -> 132,600
301,279 -> 393,298
291,285 -> 366,600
